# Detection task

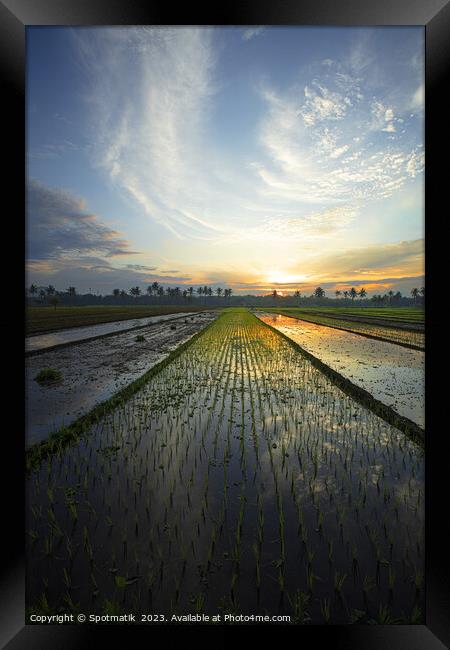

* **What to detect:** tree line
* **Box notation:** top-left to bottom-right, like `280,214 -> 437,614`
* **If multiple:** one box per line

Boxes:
27,282 -> 425,309
27,282 -> 233,308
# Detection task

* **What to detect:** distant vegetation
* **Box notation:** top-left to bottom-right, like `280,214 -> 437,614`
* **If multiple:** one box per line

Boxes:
26,282 -> 425,309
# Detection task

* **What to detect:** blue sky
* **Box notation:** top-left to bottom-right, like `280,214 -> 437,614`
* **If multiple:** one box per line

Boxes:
26,26 -> 424,295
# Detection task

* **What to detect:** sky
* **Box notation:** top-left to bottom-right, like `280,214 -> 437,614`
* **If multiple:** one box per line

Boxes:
26,26 -> 424,296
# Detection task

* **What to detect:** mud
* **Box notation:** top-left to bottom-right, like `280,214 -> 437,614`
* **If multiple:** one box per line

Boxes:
26,312 -> 217,446
26,311 -> 202,354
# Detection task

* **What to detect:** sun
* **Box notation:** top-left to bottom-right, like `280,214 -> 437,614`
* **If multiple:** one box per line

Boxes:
266,271 -> 307,286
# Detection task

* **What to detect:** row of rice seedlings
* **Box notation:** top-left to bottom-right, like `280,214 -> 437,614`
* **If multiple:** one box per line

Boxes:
242,313 -> 423,618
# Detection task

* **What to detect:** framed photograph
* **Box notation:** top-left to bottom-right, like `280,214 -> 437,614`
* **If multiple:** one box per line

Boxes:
2,1 -> 448,648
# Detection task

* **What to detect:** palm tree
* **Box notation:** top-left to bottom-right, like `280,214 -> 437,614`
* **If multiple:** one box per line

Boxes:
130,286 -> 141,299
157,286 -> 164,298
411,287 -> 419,303
294,290 -> 300,298
113,288 -> 120,298
188,286 -> 194,301
182,289 -> 188,300
197,286 -> 204,305
343,290 -> 349,301
216,287 -> 222,298
67,286 -> 76,305
272,290 -> 278,299
120,289 -> 127,300
46,285 -> 56,297
29,284 -> 37,298
388,290 -> 394,303
358,288 -> 366,300
349,287 -> 357,302
335,290 -> 341,299
146,285 -> 153,297
50,295 -> 59,311
39,288 -> 46,304
420,286 -> 425,297
314,287 -> 325,299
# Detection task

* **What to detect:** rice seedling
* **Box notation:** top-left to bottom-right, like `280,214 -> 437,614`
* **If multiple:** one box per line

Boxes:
334,571 -> 347,593
320,598 -> 331,623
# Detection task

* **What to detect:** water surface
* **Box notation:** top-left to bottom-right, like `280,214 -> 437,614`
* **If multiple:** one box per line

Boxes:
26,312 -> 201,353
256,312 -> 424,429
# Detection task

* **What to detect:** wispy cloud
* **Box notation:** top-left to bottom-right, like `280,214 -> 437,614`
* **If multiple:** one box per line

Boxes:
125,264 -> 158,271
288,239 -> 424,282
242,27 -> 265,41
28,140 -> 79,160
255,53 -> 424,209
75,28 -> 363,245
219,205 -> 358,244
76,27 -> 224,241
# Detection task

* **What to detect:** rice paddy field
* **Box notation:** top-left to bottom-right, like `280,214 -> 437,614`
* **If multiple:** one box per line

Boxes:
265,309 -> 424,350
26,309 -> 424,624
26,305 -> 208,336
26,313 -> 217,446
275,307 -> 424,324
256,313 -> 424,430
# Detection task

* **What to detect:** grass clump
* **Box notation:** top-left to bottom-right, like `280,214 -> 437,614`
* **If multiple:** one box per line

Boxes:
34,368 -> 62,385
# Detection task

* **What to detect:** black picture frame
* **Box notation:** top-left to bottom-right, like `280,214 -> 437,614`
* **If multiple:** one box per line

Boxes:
2,0 -> 448,647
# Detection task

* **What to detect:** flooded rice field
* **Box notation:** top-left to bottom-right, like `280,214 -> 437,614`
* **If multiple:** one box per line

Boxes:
26,312 -> 202,354
26,313 -> 217,446
256,313 -> 424,430
271,310 -> 425,350
26,310 -> 424,623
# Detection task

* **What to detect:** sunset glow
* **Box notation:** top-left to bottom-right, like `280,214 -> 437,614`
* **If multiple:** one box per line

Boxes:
27,26 -> 424,296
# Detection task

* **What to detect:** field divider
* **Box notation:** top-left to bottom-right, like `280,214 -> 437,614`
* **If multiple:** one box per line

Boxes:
253,312 -> 425,448
25,312 -> 226,471
265,310 -> 424,352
